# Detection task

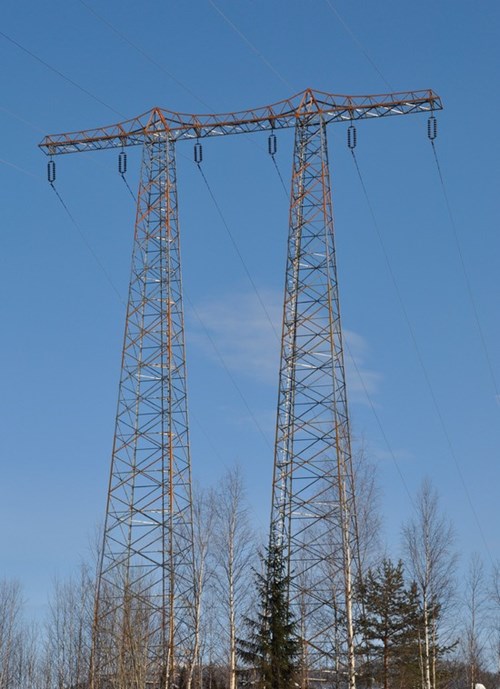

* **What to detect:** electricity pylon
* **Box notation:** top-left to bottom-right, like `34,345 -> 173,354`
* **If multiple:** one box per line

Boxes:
40,88 -> 442,689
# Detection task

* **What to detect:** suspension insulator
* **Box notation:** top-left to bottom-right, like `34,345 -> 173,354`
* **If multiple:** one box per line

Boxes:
194,142 -> 203,164
268,132 -> 277,156
427,115 -> 437,141
118,150 -> 127,175
347,124 -> 357,150
47,159 -> 56,184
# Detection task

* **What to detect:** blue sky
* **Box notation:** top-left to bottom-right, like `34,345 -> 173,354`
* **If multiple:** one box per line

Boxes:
0,0 -> 499,616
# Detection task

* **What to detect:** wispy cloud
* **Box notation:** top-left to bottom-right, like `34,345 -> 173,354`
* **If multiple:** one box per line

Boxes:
187,288 -> 282,385
343,330 -> 383,404
369,445 -> 415,466
187,289 -> 382,404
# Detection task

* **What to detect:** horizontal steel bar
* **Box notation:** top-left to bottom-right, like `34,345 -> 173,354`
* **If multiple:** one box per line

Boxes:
39,87 -> 442,155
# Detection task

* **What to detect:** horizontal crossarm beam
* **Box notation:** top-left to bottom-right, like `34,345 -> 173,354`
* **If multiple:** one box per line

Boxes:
39,87 -> 442,155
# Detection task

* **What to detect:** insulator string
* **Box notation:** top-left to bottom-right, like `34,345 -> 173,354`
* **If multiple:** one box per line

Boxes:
47,159 -> 56,183
347,124 -> 357,150
194,142 -> 203,164
118,150 -> 127,174
267,132 -> 288,197
268,133 -> 277,156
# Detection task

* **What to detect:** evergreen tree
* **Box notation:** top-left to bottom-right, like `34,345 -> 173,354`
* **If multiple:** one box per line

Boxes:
237,533 -> 299,689
356,559 -> 423,689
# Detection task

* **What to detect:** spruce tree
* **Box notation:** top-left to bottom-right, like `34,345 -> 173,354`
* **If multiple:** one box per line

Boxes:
356,559 -> 423,689
237,533 -> 299,689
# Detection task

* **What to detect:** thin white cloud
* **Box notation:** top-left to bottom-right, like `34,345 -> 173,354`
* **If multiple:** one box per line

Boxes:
343,330 -> 383,403
187,288 -> 282,384
370,445 -> 415,466
187,289 -> 382,404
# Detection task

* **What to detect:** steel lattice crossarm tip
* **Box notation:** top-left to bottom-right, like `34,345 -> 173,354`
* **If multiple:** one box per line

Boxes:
39,87 -> 442,154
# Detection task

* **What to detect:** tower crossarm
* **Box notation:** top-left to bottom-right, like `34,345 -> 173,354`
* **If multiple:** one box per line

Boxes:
39,87 -> 442,155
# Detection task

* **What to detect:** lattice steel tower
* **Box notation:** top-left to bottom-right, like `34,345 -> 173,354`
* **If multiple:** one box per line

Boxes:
40,88 -> 441,689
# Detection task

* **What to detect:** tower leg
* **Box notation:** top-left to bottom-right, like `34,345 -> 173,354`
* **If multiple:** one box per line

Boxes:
271,116 -> 357,688
90,135 -> 196,689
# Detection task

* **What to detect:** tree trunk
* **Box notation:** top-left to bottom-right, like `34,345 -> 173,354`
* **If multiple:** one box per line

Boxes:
423,595 -> 432,689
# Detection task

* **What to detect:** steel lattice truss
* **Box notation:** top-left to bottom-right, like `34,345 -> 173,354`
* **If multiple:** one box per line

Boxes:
40,88 -> 442,689
90,136 -> 195,689
272,117 -> 357,687
40,88 -> 441,153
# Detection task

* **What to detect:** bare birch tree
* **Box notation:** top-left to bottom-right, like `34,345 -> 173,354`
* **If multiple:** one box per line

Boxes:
0,579 -> 39,689
190,484 -> 217,689
210,466 -> 255,689
13,622 -> 39,689
491,562 -> 500,684
351,443 -> 381,572
42,562 -> 94,689
402,478 -> 457,689
462,553 -> 489,689
0,579 -> 23,689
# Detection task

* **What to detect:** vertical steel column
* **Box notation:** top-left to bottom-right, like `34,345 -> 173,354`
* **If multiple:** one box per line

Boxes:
271,113 -> 357,688
90,134 -> 196,689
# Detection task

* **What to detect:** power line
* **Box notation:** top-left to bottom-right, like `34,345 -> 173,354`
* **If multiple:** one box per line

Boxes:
78,0 -> 292,226
50,177 -> 239,463
270,151 -> 289,198
186,294 -> 273,451
119,154 -> 274,450
119,172 -> 137,203
344,338 -> 416,508
48,182 -> 126,307
0,105 -> 45,133
322,0 -> 498,533
429,138 -> 500,408
78,0 -> 215,112
43,152 -> 285,477
208,0 -> 294,90
47,149 -> 270,460
0,29 -> 124,118
195,136 -> 410,502
0,157 -> 40,179
349,146 -> 494,563
46,141 -> 280,457
54,182 -> 246,466
323,0 -> 394,91
22,86 -> 272,461
195,161 -> 282,342
79,0 -> 292,225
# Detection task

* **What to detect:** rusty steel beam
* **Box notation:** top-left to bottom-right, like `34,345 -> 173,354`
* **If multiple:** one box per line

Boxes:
39,87 -> 442,154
